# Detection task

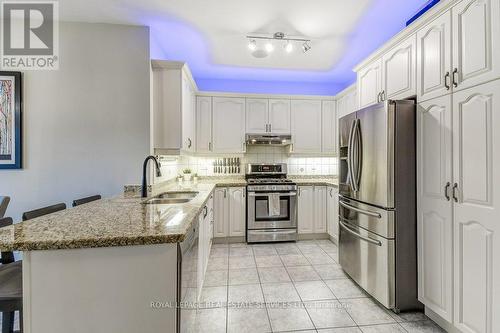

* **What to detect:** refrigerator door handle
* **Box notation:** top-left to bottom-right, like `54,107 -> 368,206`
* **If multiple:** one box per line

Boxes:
339,219 -> 382,246
354,119 -> 362,192
339,200 -> 382,218
347,119 -> 357,190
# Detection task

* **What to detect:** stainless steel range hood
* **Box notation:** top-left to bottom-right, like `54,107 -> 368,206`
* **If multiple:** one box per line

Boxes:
246,134 -> 292,146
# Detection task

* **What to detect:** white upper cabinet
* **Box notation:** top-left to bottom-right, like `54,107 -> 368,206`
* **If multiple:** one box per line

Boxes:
212,97 -> 246,153
321,100 -> 337,155
452,0 -> 500,92
290,100 -> 322,154
357,59 -> 383,108
246,98 -> 291,134
196,96 -> 212,153
228,187 -> 246,237
337,86 -> 358,118
246,98 -> 268,134
382,35 -> 417,100
417,95 -> 454,323
417,11 -> 452,102
268,99 -> 291,134
182,76 -> 196,152
452,80 -> 500,333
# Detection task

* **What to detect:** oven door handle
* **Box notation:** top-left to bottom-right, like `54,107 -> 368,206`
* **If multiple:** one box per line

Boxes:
247,192 -> 297,197
339,200 -> 381,218
339,219 -> 382,246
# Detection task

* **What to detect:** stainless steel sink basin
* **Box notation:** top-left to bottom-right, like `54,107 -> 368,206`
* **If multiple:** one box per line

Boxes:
142,191 -> 198,205
143,198 -> 191,205
156,191 -> 198,199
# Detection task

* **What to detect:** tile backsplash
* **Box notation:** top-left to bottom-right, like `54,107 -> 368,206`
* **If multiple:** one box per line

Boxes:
157,146 -> 337,180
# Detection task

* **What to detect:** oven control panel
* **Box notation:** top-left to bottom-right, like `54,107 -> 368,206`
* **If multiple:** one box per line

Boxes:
247,184 -> 297,192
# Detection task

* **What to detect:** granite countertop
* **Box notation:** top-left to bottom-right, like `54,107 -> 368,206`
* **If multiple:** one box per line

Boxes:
0,176 -> 336,251
0,181 -> 225,251
289,176 -> 338,187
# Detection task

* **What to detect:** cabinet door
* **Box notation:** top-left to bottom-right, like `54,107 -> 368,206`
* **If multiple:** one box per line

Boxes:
452,80 -> 500,333
228,187 -> 246,237
314,186 -> 327,233
417,95 -> 453,322
417,11 -> 452,102
181,77 -> 195,152
291,100 -> 322,153
322,100 -> 337,154
298,186 -> 314,234
452,0 -> 500,92
213,188 -> 228,238
196,96 -> 212,153
212,97 -> 246,153
246,98 -> 268,134
382,35 -> 417,100
327,186 -> 339,241
269,99 -> 291,134
357,59 -> 382,108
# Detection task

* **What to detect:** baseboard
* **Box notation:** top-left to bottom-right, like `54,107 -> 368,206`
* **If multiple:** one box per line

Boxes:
298,233 -> 330,240
425,306 -> 459,333
213,236 -> 245,244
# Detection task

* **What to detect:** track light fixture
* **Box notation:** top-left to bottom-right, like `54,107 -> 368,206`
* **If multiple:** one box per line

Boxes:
246,32 -> 311,58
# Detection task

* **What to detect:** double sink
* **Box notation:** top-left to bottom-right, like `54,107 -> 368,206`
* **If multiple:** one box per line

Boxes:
142,191 -> 199,205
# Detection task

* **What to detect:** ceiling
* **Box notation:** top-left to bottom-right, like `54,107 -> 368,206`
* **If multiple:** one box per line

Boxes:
59,0 -> 431,94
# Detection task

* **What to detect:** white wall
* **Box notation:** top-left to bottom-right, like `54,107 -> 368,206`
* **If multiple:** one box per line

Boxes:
0,22 -> 150,221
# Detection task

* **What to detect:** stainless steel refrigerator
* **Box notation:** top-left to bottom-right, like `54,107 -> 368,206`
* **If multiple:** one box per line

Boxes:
338,100 -> 421,312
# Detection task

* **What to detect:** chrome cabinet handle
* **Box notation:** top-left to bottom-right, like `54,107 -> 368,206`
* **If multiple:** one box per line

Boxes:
208,142 -> 212,151
329,188 -> 333,197
269,124 -> 272,132
452,183 -> 459,202
203,206 -> 208,218
339,219 -> 382,246
377,92 -> 381,103
339,200 -> 381,218
187,138 -> 192,148
224,189 -> 227,198
452,68 -> 459,87
444,72 -> 451,90
381,90 -> 386,101
265,124 -> 269,132
444,182 -> 451,201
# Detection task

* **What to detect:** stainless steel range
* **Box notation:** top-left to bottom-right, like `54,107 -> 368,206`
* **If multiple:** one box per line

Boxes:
246,163 -> 298,243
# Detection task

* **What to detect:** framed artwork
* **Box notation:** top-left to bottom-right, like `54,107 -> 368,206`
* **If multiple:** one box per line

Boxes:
0,71 -> 22,169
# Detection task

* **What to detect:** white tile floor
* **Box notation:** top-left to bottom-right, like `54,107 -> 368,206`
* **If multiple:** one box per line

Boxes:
182,240 -> 446,333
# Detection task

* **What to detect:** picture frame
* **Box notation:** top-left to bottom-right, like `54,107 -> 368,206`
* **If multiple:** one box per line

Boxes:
0,71 -> 22,169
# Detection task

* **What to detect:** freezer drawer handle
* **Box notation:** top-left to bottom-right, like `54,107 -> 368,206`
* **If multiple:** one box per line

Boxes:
339,201 -> 381,218
339,219 -> 382,246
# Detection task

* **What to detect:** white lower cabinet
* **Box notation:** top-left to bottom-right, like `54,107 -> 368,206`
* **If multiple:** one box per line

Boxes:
451,80 -> 500,333
417,95 -> 454,322
198,195 -> 213,292
228,187 -> 246,237
298,185 -> 327,234
418,79 -> 500,332
213,187 -> 246,238
326,186 -> 339,241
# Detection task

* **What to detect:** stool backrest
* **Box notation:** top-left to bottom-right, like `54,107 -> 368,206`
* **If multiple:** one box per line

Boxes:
22,203 -> 66,221
0,217 -> 15,264
0,196 -> 10,218
72,195 -> 101,207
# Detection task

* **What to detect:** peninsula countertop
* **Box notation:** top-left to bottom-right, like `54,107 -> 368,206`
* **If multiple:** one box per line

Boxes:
0,176 -> 337,251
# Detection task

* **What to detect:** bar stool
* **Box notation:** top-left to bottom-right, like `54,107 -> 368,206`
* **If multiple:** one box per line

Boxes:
72,195 -> 101,207
22,203 -> 66,221
0,197 -> 10,218
0,217 -> 23,333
